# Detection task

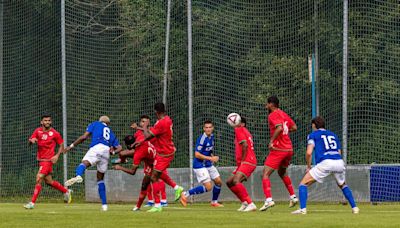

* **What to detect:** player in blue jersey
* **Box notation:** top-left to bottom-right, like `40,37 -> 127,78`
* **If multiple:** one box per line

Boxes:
180,120 -> 223,207
292,116 -> 359,214
63,116 -> 122,211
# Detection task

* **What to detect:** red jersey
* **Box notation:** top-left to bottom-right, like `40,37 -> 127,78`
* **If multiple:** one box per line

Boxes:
133,141 -> 156,167
268,109 -> 295,151
149,115 -> 176,156
30,127 -> 63,160
234,126 -> 257,166
134,130 -> 145,142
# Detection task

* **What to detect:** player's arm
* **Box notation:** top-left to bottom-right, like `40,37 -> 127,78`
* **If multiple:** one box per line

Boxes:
114,164 -> 139,175
269,125 -> 283,149
63,131 -> 91,153
51,143 -> 64,164
305,144 -> 314,172
110,145 -> 123,155
28,130 -> 38,145
195,152 -> 219,163
240,140 -> 248,162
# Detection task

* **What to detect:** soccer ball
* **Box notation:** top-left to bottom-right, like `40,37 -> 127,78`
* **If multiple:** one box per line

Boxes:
227,113 -> 241,127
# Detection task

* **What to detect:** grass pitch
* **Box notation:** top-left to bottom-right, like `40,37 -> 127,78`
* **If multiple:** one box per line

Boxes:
1,202 -> 400,227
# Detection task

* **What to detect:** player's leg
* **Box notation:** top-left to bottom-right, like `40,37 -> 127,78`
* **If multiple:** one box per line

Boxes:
134,175 -> 152,211
97,171 -> 108,211
334,160 -> 359,214
24,167 -> 46,209
227,165 -> 256,212
260,164 -> 276,211
65,148 -> 96,187
147,169 -> 163,212
159,181 -> 168,207
277,165 -> 298,207
96,149 -> 110,211
180,167 -> 211,206
209,166 -> 223,207
145,184 -> 154,207
43,174 -> 72,203
154,155 -> 183,202
291,171 -> 316,214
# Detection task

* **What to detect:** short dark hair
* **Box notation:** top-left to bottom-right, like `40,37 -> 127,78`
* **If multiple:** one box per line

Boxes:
154,102 -> 165,113
203,120 -> 213,126
267,95 -> 279,108
140,115 -> 150,120
240,116 -> 247,126
312,116 -> 325,129
41,112 -> 52,120
124,135 -> 136,150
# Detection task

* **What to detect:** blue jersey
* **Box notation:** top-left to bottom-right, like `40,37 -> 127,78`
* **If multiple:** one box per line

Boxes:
86,121 -> 120,148
193,133 -> 214,169
307,129 -> 342,164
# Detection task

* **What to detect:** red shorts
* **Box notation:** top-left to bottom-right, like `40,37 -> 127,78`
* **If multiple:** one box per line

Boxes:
264,151 -> 293,170
153,154 -> 174,172
233,163 -> 256,180
143,162 -> 153,176
39,161 -> 53,176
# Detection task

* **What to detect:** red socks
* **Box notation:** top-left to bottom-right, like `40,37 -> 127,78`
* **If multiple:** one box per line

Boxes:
136,190 -> 147,208
262,178 -> 272,198
160,181 -> 167,200
160,172 -> 177,188
282,176 -> 295,196
49,181 -> 68,193
151,183 -> 161,204
229,183 -> 252,204
31,184 -> 42,203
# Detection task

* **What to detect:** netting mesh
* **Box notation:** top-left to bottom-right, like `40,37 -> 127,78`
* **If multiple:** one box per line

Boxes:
1,1 -> 62,200
1,0 -> 399,201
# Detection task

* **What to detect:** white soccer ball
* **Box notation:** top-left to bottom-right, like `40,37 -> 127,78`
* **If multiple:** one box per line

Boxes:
227,113 -> 241,127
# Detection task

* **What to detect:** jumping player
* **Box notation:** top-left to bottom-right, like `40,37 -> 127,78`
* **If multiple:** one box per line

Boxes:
24,113 -> 72,209
180,120 -> 223,207
63,116 -> 122,211
136,102 -> 184,212
260,96 -> 298,211
292,116 -> 359,214
227,116 -> 257,212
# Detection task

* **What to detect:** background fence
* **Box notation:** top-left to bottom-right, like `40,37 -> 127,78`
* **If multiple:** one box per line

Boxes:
0,0 -> 399,202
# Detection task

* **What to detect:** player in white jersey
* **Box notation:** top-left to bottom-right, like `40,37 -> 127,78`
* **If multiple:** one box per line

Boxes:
292,116 -> 359,214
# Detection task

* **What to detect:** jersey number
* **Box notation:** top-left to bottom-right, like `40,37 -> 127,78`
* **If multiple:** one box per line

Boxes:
321,135 -> 337,150
103,127 -> 110,140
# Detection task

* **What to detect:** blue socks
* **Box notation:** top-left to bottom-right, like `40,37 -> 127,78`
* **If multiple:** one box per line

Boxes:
76,163 -> 86,177
341,185 -> 357,208
299,184 -> 308,209
98,181 -> 107,205
188,185 -> 207,196
212,185 -> 221,201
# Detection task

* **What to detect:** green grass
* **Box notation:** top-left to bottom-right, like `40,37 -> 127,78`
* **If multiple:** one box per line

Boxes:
1,202 -> 400,228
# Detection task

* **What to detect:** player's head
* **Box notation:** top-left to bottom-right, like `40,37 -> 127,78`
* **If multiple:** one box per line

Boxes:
40,112 -> 52,129
266,95 -> 279,113
203,120 -> 214,136
154,102 -> 166,117
240,116 -> 247,127
99,116 -> 111,125
311,116 -> 325,130
139,115 -> 150,127
124,135 -> 136,150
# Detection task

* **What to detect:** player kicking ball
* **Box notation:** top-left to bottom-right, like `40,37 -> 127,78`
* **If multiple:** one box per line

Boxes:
24,113 -> 72,209
63,116 -> 122,211
180,120 -> 223,207
292,116 -> 359,214
226,114 -> 257,212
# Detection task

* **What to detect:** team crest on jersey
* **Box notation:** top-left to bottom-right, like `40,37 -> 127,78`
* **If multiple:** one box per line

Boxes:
197,146 -> 202,150
41,134 -> 48,140
49,132 -> 53,136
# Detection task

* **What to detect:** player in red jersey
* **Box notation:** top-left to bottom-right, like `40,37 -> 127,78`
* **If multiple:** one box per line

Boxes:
260,96 -> 298,211
24,113 -> 71,209
226,116 -> 258,212
135,102 -> 184,212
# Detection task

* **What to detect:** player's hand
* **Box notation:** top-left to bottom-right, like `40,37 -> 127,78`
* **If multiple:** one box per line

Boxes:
210,156 -> 219,163
132,141 -> 143,148
29,138 -> 38,145
50,155 -> 59,164
268,141 -> 274,149
109,147 -> 115,155
130,122 -> 138,130
113,165 -> 122,171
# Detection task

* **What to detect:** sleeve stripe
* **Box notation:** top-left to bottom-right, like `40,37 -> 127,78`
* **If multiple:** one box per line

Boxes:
239,140 -> 246,144
199,134 -> 206,145
275,123 -> 282,128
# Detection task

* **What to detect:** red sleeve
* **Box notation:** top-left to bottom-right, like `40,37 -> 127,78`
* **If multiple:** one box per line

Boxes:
133,149 -> 144,166
149,120 -> 166,136
269,113 -> 283,128
54,131 -> 64,145
287,116 -> 295,129
235,128 -> 247,143
30,128 -> 38,139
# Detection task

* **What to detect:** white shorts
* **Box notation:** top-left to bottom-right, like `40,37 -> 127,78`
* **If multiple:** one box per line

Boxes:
82,144 -> 110,173
193,166 -> 220,184
309,159 -> 346,185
